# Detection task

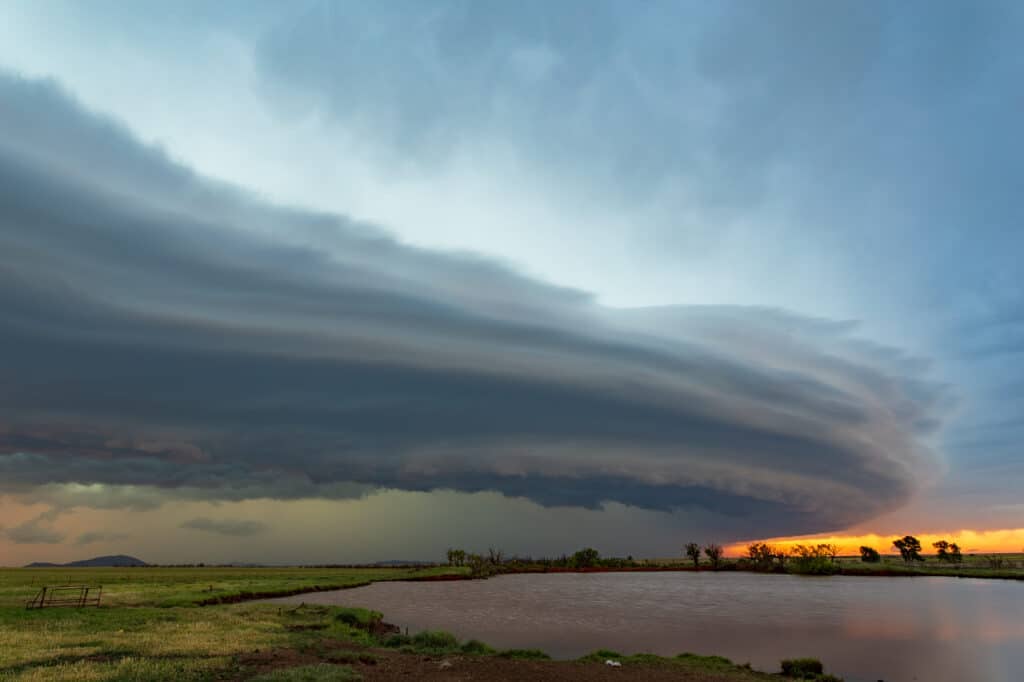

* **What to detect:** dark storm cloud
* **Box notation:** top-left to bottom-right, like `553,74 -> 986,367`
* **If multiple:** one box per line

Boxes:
252,0 -> 1024,501
0,72 -> 948,537
180,518 -> 268,537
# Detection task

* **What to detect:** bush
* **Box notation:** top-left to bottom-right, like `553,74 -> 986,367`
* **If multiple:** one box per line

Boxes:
381,634 -> 412,648
572,548 -> 600,568
460,639 -> 496,655
676,652 -> 734,668
747,542 -> 777,571
498,648 -> 551,660
859,546 -> 880,563
333,608 -> 380,628
410,630 -> 460,651
578,649 -> 622,662
781,657 -> 824,677
789,545 -> 836,575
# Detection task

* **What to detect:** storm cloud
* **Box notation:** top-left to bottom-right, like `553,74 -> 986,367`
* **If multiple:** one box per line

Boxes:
0,72 -> 947,539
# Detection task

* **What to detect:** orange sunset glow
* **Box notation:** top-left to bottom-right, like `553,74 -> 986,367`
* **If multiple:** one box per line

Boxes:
726,527 -> 1024,557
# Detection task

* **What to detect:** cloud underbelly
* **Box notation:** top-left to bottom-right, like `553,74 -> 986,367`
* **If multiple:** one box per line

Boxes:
0,72 -> 947,537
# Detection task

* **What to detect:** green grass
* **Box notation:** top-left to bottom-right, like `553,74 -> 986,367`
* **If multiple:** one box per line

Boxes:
0,566 -> 463,608
0,566 -> 456,681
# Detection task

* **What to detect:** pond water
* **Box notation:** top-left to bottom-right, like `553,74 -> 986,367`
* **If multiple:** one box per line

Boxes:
270,572 -> 1024,681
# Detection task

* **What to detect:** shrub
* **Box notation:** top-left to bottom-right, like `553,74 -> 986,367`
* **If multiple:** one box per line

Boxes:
333,608 -> 379,628
572,548 -> 600,568
381,634 -> 412,648
410,630 -> 460,651
676,652 -> 734,667
498,648 -> 551,660
789,545 -> 836,575
460,639 -> 496,655
578,649 -> 622,662
781,657 -> 824,677
859,546 -> 880,563
466,553 -> 496,577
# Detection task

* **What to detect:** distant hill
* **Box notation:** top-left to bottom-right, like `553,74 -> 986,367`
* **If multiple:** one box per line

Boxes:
25,555 -> 148,568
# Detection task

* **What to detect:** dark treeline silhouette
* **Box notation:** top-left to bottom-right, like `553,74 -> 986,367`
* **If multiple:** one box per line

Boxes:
446,533 -> 1009,579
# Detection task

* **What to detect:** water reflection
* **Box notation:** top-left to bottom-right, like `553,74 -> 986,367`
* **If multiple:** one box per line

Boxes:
270,573 -> 1024,682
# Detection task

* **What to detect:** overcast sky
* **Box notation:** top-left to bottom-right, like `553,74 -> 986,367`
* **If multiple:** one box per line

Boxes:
1,1 -> 1022,565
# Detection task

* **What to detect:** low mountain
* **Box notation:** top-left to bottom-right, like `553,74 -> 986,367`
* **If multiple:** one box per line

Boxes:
25,555 -> 147,568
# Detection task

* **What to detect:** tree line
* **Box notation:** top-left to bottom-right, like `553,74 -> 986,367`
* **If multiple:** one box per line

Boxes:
446,534 -> 975,578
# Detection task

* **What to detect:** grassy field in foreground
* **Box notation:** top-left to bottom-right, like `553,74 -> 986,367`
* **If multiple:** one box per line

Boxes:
0,566 -> 463,609
0,567 -> 833,682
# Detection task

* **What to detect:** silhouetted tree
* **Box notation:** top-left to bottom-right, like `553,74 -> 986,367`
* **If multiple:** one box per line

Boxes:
747,542 -> 778,571
933,540 -> 950,562
893,535 -> 923,563
684,542 -> 701,568
745,540 -> 782,569
948,542 -> 962,565
859,546 -> 881,563
703,543 -> 723,569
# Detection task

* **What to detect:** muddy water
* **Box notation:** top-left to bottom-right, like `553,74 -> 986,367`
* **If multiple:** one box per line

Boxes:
270,572 -> 1024,681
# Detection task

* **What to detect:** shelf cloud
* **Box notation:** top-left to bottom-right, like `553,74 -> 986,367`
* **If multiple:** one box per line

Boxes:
0,72 -> 948,539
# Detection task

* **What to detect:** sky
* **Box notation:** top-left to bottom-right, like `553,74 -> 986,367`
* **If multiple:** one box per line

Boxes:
1,1 -> 1022,565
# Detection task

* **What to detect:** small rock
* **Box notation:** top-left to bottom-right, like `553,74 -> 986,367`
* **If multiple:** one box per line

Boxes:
605,659 -> 622,667
439,660 -> 453,669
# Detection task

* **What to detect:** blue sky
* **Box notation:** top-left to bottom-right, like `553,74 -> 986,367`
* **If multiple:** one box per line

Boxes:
0,1 -> 1021,563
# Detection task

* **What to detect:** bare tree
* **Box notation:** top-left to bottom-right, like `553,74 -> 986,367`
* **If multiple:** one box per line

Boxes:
703,543 -> 724,569
684,542 -> 701,569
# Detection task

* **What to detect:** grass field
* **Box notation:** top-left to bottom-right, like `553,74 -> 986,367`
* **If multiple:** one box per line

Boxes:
0,566 -> 455,681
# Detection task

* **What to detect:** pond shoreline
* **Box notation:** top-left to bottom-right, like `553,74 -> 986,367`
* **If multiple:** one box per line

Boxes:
211,561 -> 1022,605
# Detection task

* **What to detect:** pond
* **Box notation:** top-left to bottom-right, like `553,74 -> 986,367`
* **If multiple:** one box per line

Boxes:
270,572 -> 1024,681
